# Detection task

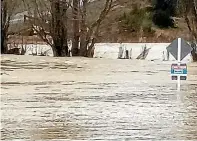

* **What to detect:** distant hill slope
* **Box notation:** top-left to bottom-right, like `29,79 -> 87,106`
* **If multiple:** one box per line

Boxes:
92,0 -> 191,43
8,0 -> 191,43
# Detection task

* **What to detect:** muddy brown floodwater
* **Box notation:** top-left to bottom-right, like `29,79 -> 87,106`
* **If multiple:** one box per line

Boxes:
1,55 -> 197,140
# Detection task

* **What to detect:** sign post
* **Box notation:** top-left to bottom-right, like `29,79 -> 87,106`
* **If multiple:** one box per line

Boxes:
177,38 -> 181,91
167,38 -> 192,91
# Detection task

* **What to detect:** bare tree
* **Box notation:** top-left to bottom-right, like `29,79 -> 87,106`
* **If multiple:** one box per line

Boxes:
1,0 -> 19,54
181,0 -> 197,61
81,0 -> 117,57
182,0 -> 197,41
23,0 -> 71,57
71,0 -> 117,57
22,0 -> 116,57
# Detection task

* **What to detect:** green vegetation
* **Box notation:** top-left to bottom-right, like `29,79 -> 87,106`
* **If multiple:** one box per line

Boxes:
152,0 -> 177,28
119,0 -> 178,33
118,5 -> 154,35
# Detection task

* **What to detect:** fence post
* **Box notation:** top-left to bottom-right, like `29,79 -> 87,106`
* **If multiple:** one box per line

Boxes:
125,50 -> 129,59
130,48 -> 132,59
118,44 -> 123,59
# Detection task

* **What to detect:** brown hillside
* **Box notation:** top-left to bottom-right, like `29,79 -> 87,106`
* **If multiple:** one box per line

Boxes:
8,0 -> 191,43
93,0 -> 191,43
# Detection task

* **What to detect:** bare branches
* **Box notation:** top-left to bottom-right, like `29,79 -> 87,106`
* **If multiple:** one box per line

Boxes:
32,25 -> 53,46
90,0 -> 113,28
77,0 -> 116,57
182,0 -> 197,41
2,0 -> 18,31
1,0 -> 21,53
22,0 -> 71,56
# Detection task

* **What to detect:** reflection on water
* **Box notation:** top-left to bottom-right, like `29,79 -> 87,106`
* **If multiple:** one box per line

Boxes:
1,57 -> 197,140
32,120 -> 86,140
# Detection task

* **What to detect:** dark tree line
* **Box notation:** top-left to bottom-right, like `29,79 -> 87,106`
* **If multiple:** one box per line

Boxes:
152,0 -> 177,28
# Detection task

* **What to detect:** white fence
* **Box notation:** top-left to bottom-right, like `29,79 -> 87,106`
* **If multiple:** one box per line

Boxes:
10,43 -> 193,62
94,43 -> 192,62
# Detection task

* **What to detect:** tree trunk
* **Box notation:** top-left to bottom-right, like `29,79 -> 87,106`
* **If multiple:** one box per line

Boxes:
191,43 -> 197,62
1,29 -> 7,54
78,0 -> 113,58
1,0 -> 8,54
50,0 -> 69,57
52,37 -> 68,57
79,34 -> 88,57
79,0 -> 88,57
192,53 -> 197,61
79,18 -> 88,56
72,0 -> 80,56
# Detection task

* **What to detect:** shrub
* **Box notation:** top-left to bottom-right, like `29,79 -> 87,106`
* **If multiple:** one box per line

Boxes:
152,9 -> 175,28
119,5 -> 154,34
152,0 -> 176,28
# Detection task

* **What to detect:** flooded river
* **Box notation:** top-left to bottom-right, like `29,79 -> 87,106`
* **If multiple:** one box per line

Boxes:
1,55 -> 197,140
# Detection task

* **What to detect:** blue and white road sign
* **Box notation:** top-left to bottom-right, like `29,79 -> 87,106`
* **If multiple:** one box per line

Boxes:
171,63 -> 187,75
171,63 -> 187,80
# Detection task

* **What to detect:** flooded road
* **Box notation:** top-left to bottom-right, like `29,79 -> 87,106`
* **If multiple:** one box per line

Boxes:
1,55 -> 197,140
